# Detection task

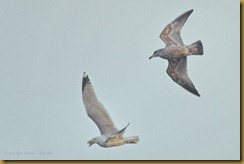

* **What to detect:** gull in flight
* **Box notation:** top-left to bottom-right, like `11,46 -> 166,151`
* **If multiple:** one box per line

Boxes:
82,72 -> 139,148
149,9 -> 203,97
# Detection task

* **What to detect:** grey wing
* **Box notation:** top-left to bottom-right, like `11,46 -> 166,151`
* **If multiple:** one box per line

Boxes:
160,9 -> 193,46
166,58 -> 200,97
82,72 -> 118,135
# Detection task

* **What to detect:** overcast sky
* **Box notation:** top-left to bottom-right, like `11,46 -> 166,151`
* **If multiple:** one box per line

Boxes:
0,0 -> 240,160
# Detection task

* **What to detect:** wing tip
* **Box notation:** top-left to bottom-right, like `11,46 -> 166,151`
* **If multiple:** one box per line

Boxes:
195,92 -> 201,97
184,9 -> 194,17
183,88 -> 201,97
83,72 -> 87,78
189,88 -> 201,97
189,9 -> 194,13
82,72 -> 91,92
192,86 -> 200,97
185,9 -> 194,15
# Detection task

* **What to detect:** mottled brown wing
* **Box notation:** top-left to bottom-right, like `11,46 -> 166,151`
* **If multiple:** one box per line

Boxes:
82,73 -> 118,135
160,9 -> 193,46
166,58 -> 200,97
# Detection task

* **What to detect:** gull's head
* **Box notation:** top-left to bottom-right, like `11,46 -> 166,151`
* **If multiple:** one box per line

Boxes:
149,49 -> 162,59
87,137 -> 98,147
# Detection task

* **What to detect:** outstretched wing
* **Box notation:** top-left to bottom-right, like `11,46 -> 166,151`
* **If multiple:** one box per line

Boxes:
166,58 -> 200,97
160,9 -> 193,46
82,72 -> 118,135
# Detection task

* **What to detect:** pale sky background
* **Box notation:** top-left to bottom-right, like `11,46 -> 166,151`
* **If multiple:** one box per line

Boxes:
0,0 -> 240,160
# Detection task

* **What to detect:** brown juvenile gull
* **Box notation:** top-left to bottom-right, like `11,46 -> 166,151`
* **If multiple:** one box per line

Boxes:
82,72 -> 139,148
149,9 -> 203,97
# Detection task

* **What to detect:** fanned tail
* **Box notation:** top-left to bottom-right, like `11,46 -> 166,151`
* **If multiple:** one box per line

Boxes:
187,40 -> 203,55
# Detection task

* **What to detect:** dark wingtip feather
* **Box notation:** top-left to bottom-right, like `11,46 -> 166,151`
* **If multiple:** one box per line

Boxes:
190,88 -> 200,97
186,9 -> 194,15
184,9 -> 194,18
186,89 -> 200,97
171,9 -> 194,27
189,88 -> 200,97
195,92 -> 201,97
82,72 -> 91,92
180,83 -> 201,97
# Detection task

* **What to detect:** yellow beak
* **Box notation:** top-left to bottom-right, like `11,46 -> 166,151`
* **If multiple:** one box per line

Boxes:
87,140 -> 94,147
